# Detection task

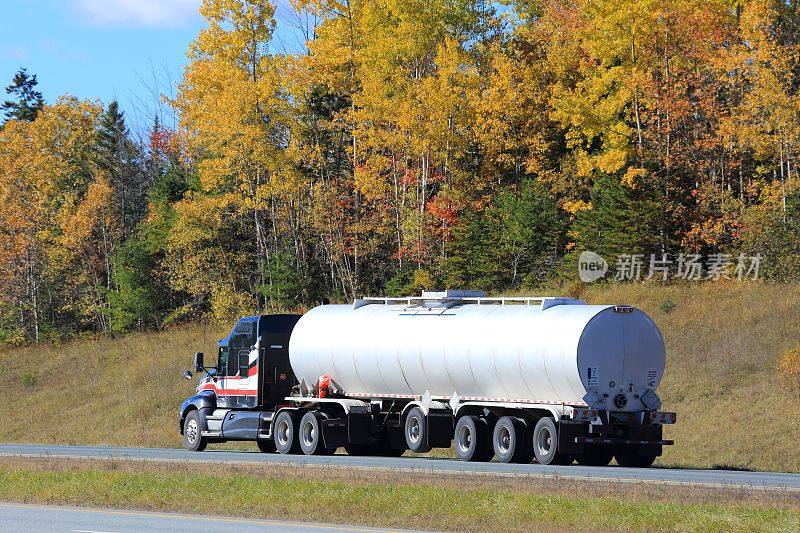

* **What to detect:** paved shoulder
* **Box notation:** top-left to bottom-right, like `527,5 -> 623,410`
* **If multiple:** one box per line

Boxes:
0,443 -> 798,490
0,503 -> 409,533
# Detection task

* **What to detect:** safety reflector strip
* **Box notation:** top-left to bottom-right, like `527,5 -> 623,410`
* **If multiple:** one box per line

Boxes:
571,408 -> 598,421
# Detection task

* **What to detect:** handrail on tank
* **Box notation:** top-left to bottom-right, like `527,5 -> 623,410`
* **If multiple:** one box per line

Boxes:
353,292 -> 583,310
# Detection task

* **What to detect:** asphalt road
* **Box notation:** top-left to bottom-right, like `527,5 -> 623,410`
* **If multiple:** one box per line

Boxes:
0,503 -> 409,533
1,443 -> 798,490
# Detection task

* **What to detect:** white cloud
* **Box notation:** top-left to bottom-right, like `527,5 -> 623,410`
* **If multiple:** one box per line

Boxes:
73,0 -> 202,28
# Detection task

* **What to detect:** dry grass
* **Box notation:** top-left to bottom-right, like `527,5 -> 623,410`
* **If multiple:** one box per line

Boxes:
0,457 -> 798,532
0,283 -> 798,471
0,322 -> 228,448
579,282 -> 800,472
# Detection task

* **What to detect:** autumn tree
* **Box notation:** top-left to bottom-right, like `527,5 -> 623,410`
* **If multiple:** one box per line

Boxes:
172,0 -> 306,319
0,97 -> 118,340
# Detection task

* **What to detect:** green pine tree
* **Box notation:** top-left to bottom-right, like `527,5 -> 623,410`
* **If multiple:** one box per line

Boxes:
2,68 -> 44,124
98,101 -> 147,238
569,174 -> 661,272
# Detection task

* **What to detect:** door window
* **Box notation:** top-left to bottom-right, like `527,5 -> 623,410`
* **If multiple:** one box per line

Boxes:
227,319 -> 257,377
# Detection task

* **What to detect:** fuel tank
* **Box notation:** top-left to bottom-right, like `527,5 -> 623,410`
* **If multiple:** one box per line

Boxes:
288,291 -> 666,411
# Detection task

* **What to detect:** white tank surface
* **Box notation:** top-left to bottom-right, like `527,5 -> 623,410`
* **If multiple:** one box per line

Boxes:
288,291 -> 666,412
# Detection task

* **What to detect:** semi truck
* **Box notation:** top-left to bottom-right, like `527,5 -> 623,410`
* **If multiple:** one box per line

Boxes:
179,290 -> 675,466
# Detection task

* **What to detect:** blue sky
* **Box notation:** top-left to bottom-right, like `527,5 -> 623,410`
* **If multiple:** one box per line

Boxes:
0,0 -> 304,132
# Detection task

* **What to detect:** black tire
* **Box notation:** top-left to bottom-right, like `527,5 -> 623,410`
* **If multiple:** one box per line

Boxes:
274,410 -> 301,454
492,416 -> 527,463
514,418 -> 535,464
532,417 -> 572,465
256,439 -> 276,453
454,415 -> 491,462
345,437 -> 404,457
576,447 -> 614,466
615,448 -> 657,468
379,444 -> 406,457
182,410 -> 207,452
299,411 -> 337,455
344,444 -> 375,456
404,407 -> 431,453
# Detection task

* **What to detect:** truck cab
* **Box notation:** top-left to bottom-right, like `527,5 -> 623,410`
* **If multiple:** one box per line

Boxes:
179,314 -> 301,451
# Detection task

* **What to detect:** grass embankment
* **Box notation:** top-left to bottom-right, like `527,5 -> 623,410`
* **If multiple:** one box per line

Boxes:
0,283 -> 798,471
1,458 -> 798,532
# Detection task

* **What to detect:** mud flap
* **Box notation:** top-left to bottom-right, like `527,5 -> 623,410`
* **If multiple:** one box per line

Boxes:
557,421 -> 588,455
385,420 -> 405,450
427,412 -> 454,449
321,417 -> 349,448
347,412 -> 371,445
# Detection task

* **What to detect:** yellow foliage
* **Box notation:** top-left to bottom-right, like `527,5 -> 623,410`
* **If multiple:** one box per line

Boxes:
410,269 -> 435,293
562,199 -> 593,214
621,167 -> 647,188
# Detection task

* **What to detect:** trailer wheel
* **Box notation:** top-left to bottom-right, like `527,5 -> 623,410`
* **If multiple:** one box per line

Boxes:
256,439 -> 276,453
492,416 -> 526,463
299,411 -> 336,455
532,417 -> 572,465
274,410 -> 301,454
614,448 -> 657,468
182,410 -> 207,452
576,447 -> 613,466
454,415 -> 491,462
404,407 -> 432,453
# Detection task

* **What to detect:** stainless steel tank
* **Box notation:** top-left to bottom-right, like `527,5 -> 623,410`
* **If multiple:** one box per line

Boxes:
288,291 -> 666,412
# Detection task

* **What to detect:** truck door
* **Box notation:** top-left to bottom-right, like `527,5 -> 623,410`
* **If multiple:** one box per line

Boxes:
217,318 -> 259,409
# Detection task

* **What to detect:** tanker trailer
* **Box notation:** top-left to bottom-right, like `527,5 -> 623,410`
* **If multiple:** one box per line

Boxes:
179,290 -> 675,467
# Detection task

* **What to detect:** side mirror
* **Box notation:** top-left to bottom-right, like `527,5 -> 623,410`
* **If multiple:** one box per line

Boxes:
194,352 -> 204,372
183,370 -> 193,380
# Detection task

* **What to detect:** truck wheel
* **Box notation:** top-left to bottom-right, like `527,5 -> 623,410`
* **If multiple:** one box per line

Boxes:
454,415 -> 490,462
576,447 -> 613,466
299,411 -> 336,455
274,410 -> 301,454
183,410 -> 207,452
344,444 -> 373,456
404,407 -> 432,453
532,417 -> 572,465
614,448 -> 657,468
493,416 -> 526,463
256,439 -> 276,453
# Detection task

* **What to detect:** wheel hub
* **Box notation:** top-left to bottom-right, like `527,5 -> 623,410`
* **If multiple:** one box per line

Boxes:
498,425 -> 511,454
277,420 -> 290,446
302,420 -> 315,447
457,425 -> 472,452
408,417 -> 420,443
536,426 -> 552,456
186,419 -> 198,443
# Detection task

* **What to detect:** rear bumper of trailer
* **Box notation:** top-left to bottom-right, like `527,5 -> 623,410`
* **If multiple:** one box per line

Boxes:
576,437 -> 674,446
